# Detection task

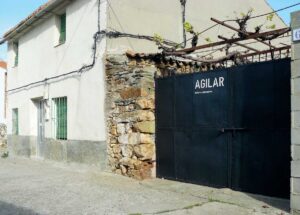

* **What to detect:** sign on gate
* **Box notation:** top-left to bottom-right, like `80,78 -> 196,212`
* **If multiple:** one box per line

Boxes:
194,76 -> 225,94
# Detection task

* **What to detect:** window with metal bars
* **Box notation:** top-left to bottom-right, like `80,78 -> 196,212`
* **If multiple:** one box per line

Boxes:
52,97 -> 67,140
12,108 -> 19,135
59,13 -> 66,44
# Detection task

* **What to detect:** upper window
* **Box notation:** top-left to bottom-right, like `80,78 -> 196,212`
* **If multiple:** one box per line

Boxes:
13,42 -> 19,67
59,13 -> 66,44
52,97 -> 67,140
12,108 -> 19,135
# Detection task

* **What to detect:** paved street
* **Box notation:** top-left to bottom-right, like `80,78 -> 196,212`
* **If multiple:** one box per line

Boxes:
0,158 -> 290,215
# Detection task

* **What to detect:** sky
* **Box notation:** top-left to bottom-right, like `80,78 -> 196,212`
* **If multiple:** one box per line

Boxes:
0,0 -> 300,60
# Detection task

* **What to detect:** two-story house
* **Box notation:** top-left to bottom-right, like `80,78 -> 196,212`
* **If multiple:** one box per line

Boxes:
0,60 -> 6,124
0,0 -> 288,169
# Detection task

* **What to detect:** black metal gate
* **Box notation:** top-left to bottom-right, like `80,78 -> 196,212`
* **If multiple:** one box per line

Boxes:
156,59 -> 291,198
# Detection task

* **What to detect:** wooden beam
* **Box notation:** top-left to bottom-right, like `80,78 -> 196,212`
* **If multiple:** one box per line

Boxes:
218,35 -> 259,52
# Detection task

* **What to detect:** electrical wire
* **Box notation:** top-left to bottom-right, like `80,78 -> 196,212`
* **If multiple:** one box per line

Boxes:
181,2 -> 300,47
6,1 -> 299,93
225,2 -> 300,22
106,0 -> 135,50
7,0 -> 104,93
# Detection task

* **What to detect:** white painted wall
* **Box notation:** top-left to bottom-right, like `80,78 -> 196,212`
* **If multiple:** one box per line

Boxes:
6,0 -> 107,141
107,0 -> 289,54
0,67 -> 5,123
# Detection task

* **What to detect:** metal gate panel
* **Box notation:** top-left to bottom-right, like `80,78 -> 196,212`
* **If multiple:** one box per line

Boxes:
156,59 -> 291,198
156,77 -> 175,179
175,129 -> 229,187
231,59 -> 290,198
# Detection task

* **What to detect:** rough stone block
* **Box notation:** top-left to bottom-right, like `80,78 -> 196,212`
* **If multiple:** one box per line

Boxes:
134,121 -> 155,134
120,87 -> 148,99
118,134 -> 129,144
133,143 -> 155,160
292,161 -> 300,177
117,123 -> 126,135
140,133 -> 154,144
292,177 -> 300,194
293,145 -> 300,160
291,194 -> 300,211
136,98 -> 155,110
128,133 -> 140,145
136,110 -> 155,121
292,128 -> 300,145
121,144 -> 133,158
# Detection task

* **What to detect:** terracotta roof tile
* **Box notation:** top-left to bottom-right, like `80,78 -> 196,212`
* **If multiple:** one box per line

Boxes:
0,61 -> 7,70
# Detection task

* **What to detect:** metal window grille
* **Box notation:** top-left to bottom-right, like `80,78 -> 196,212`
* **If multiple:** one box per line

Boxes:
59,13 -> 66,44
12,108 -> 19,135
52,97 -> 67,140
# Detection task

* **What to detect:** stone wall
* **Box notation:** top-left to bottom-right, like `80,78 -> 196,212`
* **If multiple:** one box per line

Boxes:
0,123 -> 7,158
291,11 -> 300,215
106,55 -> 157,179
105,53 -> 212,179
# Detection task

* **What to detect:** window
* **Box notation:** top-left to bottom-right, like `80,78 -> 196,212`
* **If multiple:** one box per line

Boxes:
12,108 -> 19,135
52,97 -> 67,140
13,42 -> 19,67
59,13 -> 66,44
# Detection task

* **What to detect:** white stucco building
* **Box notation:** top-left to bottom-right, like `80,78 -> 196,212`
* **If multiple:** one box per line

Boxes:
0,0 -> 288,166
0,60 -> 6,124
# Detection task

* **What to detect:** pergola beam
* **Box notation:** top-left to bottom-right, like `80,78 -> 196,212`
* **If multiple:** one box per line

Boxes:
170,27 -> 290,54
211,18 -> 277,49
218,35 -> 259,52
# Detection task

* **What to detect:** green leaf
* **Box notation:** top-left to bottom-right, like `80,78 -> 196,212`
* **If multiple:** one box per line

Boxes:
153,33 -> 164,44
240,12 -> 246,18
266,13 -> 274,21
266,24 -> 276,29
184,22 -> 194,33
205,37 -> 212,43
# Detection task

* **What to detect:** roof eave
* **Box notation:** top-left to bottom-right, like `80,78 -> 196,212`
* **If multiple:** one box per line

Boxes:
0,0 -> 74,44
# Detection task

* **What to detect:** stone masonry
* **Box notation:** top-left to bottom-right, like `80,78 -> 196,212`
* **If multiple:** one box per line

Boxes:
0,123 -> 7,158
105,53 -> 203,179
106,55 -> 157,179
291,11 -> 300,215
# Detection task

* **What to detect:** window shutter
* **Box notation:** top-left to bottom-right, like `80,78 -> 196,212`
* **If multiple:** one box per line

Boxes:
59,13 -> 66,43
14,42 -> 19,66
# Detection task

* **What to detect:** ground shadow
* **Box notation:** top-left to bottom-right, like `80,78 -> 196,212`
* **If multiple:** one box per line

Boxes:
0,201 -> 40,215
246,193 -> 290,213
